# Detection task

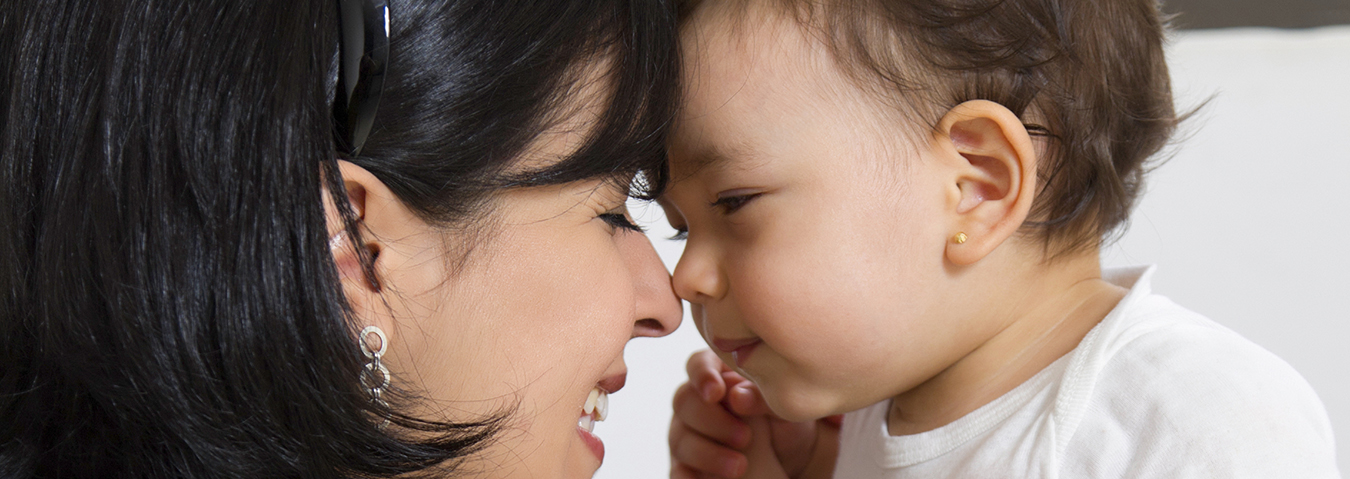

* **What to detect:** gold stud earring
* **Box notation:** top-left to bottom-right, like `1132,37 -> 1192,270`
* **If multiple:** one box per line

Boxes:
952,232 -> 968,244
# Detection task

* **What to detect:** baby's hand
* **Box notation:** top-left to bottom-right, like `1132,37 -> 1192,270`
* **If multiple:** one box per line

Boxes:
669,350 -> 840,479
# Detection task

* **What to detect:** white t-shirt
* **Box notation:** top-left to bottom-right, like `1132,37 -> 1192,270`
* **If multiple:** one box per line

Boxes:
834,266 -> 1340,478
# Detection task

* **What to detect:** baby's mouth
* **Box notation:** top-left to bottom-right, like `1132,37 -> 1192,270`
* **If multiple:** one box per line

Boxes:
578,387 -> 609,432
712,336 -> 762,368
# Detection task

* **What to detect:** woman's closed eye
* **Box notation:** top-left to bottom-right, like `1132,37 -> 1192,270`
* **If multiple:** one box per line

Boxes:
600,211 -> 644,233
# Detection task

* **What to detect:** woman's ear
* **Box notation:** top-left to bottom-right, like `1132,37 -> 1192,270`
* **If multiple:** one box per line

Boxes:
321,160 -> 402,333
933,100 -> 1038,266
323,161 -> 378,287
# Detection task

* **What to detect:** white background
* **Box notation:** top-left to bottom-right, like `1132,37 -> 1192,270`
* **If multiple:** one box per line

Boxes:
598,26 -> 1350,477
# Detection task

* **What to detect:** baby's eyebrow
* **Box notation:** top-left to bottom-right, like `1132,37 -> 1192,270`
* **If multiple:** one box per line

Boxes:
680,147 -> 730,173
675,141 -> 756,177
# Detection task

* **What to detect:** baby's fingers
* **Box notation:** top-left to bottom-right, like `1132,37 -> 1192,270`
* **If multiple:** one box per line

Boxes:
723,380 -> 774,417
673,463 -> 737,479
740,415 -> 792,479
673,382 -> 752,449
670,418 -> 749,478
687,349 -> 733,402
670,463 -> 704,479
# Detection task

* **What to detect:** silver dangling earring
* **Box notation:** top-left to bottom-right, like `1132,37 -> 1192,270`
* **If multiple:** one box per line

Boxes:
360,325 -> 391,428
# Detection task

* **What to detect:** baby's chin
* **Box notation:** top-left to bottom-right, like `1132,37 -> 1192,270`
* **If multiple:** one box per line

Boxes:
760,379 -> 850,423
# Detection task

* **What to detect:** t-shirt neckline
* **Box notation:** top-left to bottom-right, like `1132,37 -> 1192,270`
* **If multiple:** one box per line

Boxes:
870,265 -> 1156,468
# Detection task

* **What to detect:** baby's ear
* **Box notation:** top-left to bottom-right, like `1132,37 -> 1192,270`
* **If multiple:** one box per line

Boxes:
933,100 -> 1038,266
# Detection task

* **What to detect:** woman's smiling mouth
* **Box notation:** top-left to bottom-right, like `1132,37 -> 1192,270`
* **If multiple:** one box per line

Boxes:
577,373 -> 625,462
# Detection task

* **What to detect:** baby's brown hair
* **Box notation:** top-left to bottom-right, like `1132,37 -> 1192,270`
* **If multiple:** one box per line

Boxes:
681,0 -> 1181,255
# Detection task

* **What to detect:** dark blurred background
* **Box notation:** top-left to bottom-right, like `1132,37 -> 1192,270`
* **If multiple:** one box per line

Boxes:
1165,0 -> 1350,29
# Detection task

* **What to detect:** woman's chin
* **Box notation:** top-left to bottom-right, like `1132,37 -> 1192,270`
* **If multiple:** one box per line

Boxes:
553,427 -> 602,479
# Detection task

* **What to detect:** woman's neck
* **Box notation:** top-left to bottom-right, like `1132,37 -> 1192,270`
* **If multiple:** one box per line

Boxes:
887,249 -> 1128,436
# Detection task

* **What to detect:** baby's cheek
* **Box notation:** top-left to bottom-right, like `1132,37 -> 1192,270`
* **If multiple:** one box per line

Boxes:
735,255 -> 813,311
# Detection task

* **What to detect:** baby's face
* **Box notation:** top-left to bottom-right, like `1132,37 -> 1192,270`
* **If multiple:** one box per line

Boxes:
660,5 -> 981,421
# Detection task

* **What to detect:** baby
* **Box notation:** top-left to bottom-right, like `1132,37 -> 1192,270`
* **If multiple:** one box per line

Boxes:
659,0 -> 1341,477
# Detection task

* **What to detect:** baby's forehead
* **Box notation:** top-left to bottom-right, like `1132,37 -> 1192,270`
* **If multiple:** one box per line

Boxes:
678,1 -> 825,82
675,3 -> 900,131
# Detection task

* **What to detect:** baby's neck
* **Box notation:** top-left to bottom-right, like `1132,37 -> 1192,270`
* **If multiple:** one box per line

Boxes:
886,248 -> 1127,436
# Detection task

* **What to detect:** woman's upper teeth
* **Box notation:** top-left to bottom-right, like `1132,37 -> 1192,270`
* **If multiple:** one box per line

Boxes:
580,387 -> 609,433
584,387 -> 608,420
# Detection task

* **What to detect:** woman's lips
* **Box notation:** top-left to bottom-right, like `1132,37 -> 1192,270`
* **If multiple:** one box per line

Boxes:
576,373 -> 625,463
712,337 -> 761,367
577,425 -> 605,462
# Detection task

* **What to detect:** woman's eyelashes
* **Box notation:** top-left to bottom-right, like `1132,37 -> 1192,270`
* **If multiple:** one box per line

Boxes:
600,211 -> 644,233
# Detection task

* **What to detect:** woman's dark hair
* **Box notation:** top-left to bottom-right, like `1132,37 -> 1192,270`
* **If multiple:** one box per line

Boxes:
0,0 -> 677,477
683,0 -> 1180,256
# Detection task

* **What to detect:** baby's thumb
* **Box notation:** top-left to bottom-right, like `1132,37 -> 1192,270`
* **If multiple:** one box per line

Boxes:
726,382 -> 775,417
741,415 -> 791,479
688,350 -> 730,403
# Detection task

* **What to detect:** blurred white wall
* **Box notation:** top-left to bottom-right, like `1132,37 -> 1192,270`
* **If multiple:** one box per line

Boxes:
598,26 -> 1350,477
1101,26 -> 1350,474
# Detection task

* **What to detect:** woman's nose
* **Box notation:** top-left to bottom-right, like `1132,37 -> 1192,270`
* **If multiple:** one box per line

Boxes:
616,230 -> 682,338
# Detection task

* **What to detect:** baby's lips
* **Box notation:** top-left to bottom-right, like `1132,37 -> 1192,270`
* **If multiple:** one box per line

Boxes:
711,336 -> 761,353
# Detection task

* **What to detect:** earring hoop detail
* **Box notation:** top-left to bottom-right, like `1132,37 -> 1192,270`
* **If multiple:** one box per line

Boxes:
359,325 -> 387,359
359,325 -> 391,428
952,232 -> 968,244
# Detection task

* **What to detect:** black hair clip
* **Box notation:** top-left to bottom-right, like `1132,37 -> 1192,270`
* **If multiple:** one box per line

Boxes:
334,0 -> 390,158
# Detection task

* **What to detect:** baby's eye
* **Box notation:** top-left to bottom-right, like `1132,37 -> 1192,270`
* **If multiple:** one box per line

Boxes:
711,192 -> 762,215
600,212 -> 644,233
668,227 -> 688,241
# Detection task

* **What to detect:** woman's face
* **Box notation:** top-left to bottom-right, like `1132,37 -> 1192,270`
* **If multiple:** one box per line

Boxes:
380,181 -> 680,478
335,159 -> 682,477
